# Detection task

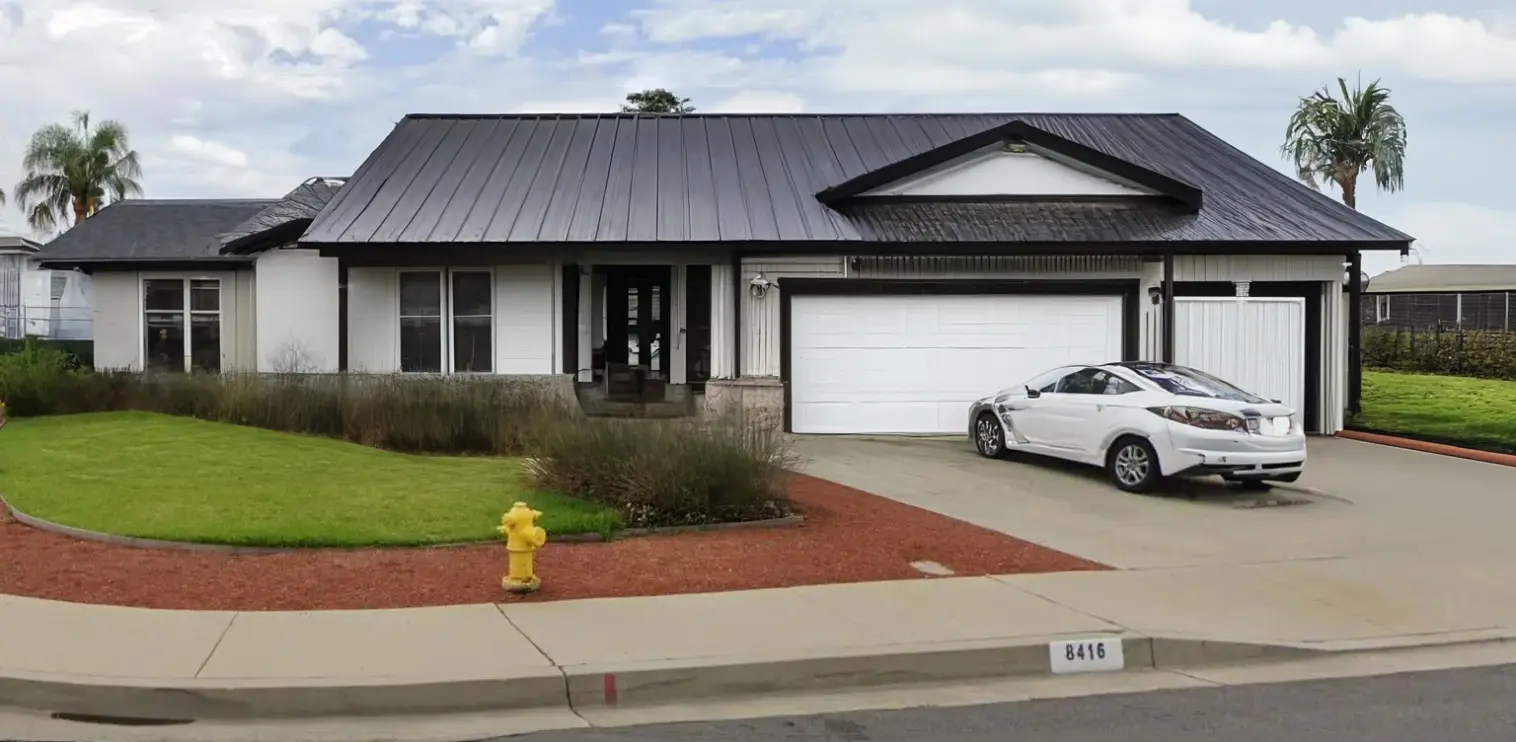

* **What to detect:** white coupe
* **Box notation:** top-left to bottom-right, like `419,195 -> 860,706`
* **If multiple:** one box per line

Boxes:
968,362 -> 1306,493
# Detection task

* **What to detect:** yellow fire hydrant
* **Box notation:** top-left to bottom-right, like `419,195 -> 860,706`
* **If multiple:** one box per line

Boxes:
498,502 -> 547,594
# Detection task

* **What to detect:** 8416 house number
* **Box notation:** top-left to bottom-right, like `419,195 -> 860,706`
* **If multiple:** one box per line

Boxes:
1047,638 -> 1125,674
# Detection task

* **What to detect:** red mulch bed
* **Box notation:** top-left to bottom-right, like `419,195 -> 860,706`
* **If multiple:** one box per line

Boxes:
0,474 -> 1108,611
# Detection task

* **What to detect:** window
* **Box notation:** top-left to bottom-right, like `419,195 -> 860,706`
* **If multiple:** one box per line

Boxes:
450,271 -> 492,372
1025,366 -> 1077,394
399,272 -> 444,373
398,270 -> 494,374
1102,375 -> 1141,395
143,278 -> 221,373
1056,368 -> 1110,395
1128,364 -> 1267,403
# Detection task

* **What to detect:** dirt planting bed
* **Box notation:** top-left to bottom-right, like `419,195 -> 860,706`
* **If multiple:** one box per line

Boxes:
0,475 -> 1108,611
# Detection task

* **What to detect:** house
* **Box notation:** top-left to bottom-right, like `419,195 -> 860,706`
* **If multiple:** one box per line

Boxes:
35,113 -> 1413,435
0,232 -> 93,341
1365,264 -> 1516,332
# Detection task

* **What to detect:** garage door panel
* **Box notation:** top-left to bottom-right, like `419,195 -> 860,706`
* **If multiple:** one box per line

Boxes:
789,294 -> 1124,434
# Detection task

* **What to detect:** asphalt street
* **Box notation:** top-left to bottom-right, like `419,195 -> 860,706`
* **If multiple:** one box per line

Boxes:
499,663 -> 1516,742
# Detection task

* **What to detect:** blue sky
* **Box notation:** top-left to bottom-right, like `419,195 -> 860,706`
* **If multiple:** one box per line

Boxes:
2,0 -> 1514,276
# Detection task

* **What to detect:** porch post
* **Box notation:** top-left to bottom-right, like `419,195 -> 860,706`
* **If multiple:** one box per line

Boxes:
1161,252 -> 1175,363
671,264 -> 688,384
577,266 -> 593,382
709,262 -> 735,378
1348,251 -> 1363,417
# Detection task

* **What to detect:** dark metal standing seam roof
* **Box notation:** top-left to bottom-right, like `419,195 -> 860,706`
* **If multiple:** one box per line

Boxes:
301,113 -> 1414,247
33,199 -> 274,265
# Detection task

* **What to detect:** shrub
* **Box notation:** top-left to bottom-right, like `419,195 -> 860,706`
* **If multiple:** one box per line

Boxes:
1362,326 -> 1516,381
526,411 -> 797,528
0,340 -> 85,416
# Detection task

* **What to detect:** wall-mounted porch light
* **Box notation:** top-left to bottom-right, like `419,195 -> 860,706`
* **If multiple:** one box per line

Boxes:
749,273 -> 773,299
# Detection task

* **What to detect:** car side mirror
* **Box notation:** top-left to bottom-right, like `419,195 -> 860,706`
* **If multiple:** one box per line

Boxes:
1025,386 -> 1041,399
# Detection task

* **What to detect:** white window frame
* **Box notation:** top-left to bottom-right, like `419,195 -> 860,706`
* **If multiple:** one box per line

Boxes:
140,275 -> 223,373
395,268 -> 497,375
447,268 -> 495,374
1375,294 -> 1390,323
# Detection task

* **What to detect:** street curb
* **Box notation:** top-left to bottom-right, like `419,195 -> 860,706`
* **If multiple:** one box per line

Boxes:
1335,430 -> 1516,468
0,495 -> 805,554
10,633 -> 1502,722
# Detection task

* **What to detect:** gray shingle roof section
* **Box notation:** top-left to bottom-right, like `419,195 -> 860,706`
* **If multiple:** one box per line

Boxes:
33,199 -> 273,265
302,113 -> 1414,246
1367,264 -> 1516,293
217,177 -> 346,254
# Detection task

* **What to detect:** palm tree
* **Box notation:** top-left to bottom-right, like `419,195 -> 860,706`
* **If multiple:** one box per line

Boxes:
14,110 -> 143,233
1281,77 -> 1406,209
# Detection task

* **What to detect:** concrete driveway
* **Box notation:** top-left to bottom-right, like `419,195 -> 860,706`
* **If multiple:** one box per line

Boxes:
794,435 -> 1516,571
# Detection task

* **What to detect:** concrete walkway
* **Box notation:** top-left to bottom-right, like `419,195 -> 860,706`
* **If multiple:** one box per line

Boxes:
5,558 -> 1515,722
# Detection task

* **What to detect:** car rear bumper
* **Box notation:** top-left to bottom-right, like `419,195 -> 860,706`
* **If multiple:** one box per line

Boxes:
1158,427 -> 1307,479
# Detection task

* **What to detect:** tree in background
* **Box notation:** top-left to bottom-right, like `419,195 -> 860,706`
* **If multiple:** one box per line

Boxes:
1281,77 -> 1406,210
14,110 -> 143,233
621,89 -> 695,114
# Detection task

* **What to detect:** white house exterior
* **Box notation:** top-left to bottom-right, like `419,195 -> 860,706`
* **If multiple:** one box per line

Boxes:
36,114 -> 1413,436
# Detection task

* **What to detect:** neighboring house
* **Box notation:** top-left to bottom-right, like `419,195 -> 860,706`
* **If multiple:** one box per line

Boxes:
35,114 -> 1414,436
1365,264 -> 1516,332
0,233 -> 92,341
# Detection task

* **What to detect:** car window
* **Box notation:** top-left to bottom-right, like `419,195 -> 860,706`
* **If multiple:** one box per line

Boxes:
1055,367 -> 1110,395
1102,375 -> 1142,395
1127,364 -> 1268,403
1024,367 -> 1075,394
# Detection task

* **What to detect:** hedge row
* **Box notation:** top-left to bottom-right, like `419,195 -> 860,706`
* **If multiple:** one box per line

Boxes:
1361,326 -> 1516,381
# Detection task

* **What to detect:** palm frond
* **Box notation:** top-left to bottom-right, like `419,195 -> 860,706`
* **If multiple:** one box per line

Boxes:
1279,76 -> 1407,207
16,110 -> 144,229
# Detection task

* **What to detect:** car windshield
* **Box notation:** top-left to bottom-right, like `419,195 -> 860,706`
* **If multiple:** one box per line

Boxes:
1127,365 -> 1269,403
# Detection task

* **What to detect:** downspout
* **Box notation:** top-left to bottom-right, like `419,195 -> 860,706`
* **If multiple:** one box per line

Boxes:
1161,252 -> 1175,363
1348,251 -> 1363,418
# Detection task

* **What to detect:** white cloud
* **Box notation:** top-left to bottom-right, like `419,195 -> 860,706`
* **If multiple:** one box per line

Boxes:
168,135 -> 249,169
705,90 -> 805,113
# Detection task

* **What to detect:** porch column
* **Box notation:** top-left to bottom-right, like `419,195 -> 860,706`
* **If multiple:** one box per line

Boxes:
577,266 -> 593,382
1348,251 -> 1363,417
709,262 -> 735,378
671,264 -> 688,384
1161,252 -> 1176,363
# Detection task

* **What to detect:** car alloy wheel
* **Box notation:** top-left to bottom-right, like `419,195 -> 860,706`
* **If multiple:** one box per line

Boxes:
1109,438 -> 1158,492
974,414 -> 1004,458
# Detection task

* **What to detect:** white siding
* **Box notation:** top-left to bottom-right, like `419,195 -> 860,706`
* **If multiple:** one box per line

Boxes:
346,267 -> 398,373
1173,255 -> 1343,283
710,262 -> 736,378
741,256 -> 846,377
89,269 -> 253,372
496,264 -> 556,374
90,271 -> 139,370
254,249 -> 339,372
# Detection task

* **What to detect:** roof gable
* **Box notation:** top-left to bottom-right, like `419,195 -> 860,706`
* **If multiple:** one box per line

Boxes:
818,120 -> 1201,210
218,177 -> 347,254
857,144 -> 1160,200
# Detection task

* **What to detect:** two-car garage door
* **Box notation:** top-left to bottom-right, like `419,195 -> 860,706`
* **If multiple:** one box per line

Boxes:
789,293 -> 1126,434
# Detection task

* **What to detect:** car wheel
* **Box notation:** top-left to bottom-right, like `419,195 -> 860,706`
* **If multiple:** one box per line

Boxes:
1107,436 -> 1160,493
973,412 -> 1007,459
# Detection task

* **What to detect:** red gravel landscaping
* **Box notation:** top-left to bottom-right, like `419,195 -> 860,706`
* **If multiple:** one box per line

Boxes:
0,474 -> 1108,611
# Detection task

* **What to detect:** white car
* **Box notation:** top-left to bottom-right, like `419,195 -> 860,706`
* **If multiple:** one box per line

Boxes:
967,362 -> 1306,493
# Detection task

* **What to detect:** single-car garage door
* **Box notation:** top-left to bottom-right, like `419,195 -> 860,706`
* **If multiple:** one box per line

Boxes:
789,293 -> 1125,434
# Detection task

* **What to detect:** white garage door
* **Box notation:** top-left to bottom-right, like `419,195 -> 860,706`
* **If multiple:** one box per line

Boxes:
790,294 -> 1126,434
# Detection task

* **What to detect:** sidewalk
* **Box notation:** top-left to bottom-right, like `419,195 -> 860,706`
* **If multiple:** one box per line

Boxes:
5,553 -> 1515,722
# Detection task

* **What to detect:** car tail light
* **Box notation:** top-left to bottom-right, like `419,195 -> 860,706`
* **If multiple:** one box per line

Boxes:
1148,406 -> 1246,431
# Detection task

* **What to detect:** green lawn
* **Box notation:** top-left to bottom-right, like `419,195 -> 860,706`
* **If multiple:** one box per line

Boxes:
1358,370 -> 1516,453
0,412 -> 620,547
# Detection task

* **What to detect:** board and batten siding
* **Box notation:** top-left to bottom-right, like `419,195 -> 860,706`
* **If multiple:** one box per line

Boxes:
255,248 -> 339,372
346,264 -> 560,375
741,256 -> 844,377
88,268 -> 255,372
